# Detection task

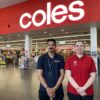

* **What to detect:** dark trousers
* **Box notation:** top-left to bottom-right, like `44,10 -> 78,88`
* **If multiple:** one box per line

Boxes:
39,91 -> 64,100
67,92 -> 94,100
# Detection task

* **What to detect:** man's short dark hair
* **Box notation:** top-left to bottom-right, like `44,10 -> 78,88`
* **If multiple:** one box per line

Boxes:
47,39 -> 56,45
74,40 -> 85,46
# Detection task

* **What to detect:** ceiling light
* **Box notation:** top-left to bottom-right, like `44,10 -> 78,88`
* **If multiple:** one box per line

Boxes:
65,32 -> 68,34
59,41 -> 66,45
49,34 -> 52,36
6,44 -> 11,48
44,31 -> 47,34
61,29 -> 64,32
18,34 -> 21,36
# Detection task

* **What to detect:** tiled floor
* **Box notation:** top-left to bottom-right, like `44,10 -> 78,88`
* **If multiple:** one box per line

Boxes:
0,65 -> 100,100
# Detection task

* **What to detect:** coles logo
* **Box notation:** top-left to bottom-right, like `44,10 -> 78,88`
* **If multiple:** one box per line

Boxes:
73,60 -> 77,66
19,1 -> 85,29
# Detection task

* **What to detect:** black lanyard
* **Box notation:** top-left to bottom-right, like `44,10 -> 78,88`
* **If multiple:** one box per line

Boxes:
48,58 -> 54,71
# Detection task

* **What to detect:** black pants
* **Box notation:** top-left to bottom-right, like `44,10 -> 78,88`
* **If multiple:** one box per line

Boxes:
39,91 -> 64,100
67,92 -> 94,100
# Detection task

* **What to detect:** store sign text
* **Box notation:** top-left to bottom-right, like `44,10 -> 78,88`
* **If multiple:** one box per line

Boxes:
19,1 -> 85,29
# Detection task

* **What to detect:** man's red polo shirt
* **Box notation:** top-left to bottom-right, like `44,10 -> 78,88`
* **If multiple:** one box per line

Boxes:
65,54 -> 96,95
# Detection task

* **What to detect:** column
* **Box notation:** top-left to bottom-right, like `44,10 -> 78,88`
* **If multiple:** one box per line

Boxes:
35,40 -> 38,56
25,33 -> 32,58
90,23 -> 98,73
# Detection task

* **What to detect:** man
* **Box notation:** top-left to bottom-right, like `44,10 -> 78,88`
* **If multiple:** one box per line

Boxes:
65,40 -> 96,100
37,39 -> 65,100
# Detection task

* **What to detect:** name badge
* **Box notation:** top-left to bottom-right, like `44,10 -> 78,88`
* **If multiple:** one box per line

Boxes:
54,60 -> 60,63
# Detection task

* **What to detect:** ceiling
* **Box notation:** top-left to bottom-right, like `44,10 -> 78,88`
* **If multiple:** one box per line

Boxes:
0,23 -> 100,50
0,0 -> 27,8
0,23 -> 94,49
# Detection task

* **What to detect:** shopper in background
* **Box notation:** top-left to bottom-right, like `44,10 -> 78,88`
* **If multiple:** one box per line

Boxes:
37,39 -> 65,100
98,53 -> 100,66
65,40 -> 96,100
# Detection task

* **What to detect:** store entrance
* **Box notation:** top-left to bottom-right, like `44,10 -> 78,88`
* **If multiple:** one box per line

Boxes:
0,26 -> 100,72
0,28 -> 91,68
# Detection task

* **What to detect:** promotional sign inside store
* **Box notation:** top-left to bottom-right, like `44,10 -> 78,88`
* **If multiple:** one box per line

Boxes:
19,1 -> 85,29
0,0 -> 100,34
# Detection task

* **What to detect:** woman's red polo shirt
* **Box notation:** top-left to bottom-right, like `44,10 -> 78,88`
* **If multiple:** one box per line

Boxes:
65,54 -> 96,95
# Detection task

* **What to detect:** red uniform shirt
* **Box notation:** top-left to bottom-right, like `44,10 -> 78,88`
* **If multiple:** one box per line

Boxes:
65,54 -> 96,95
